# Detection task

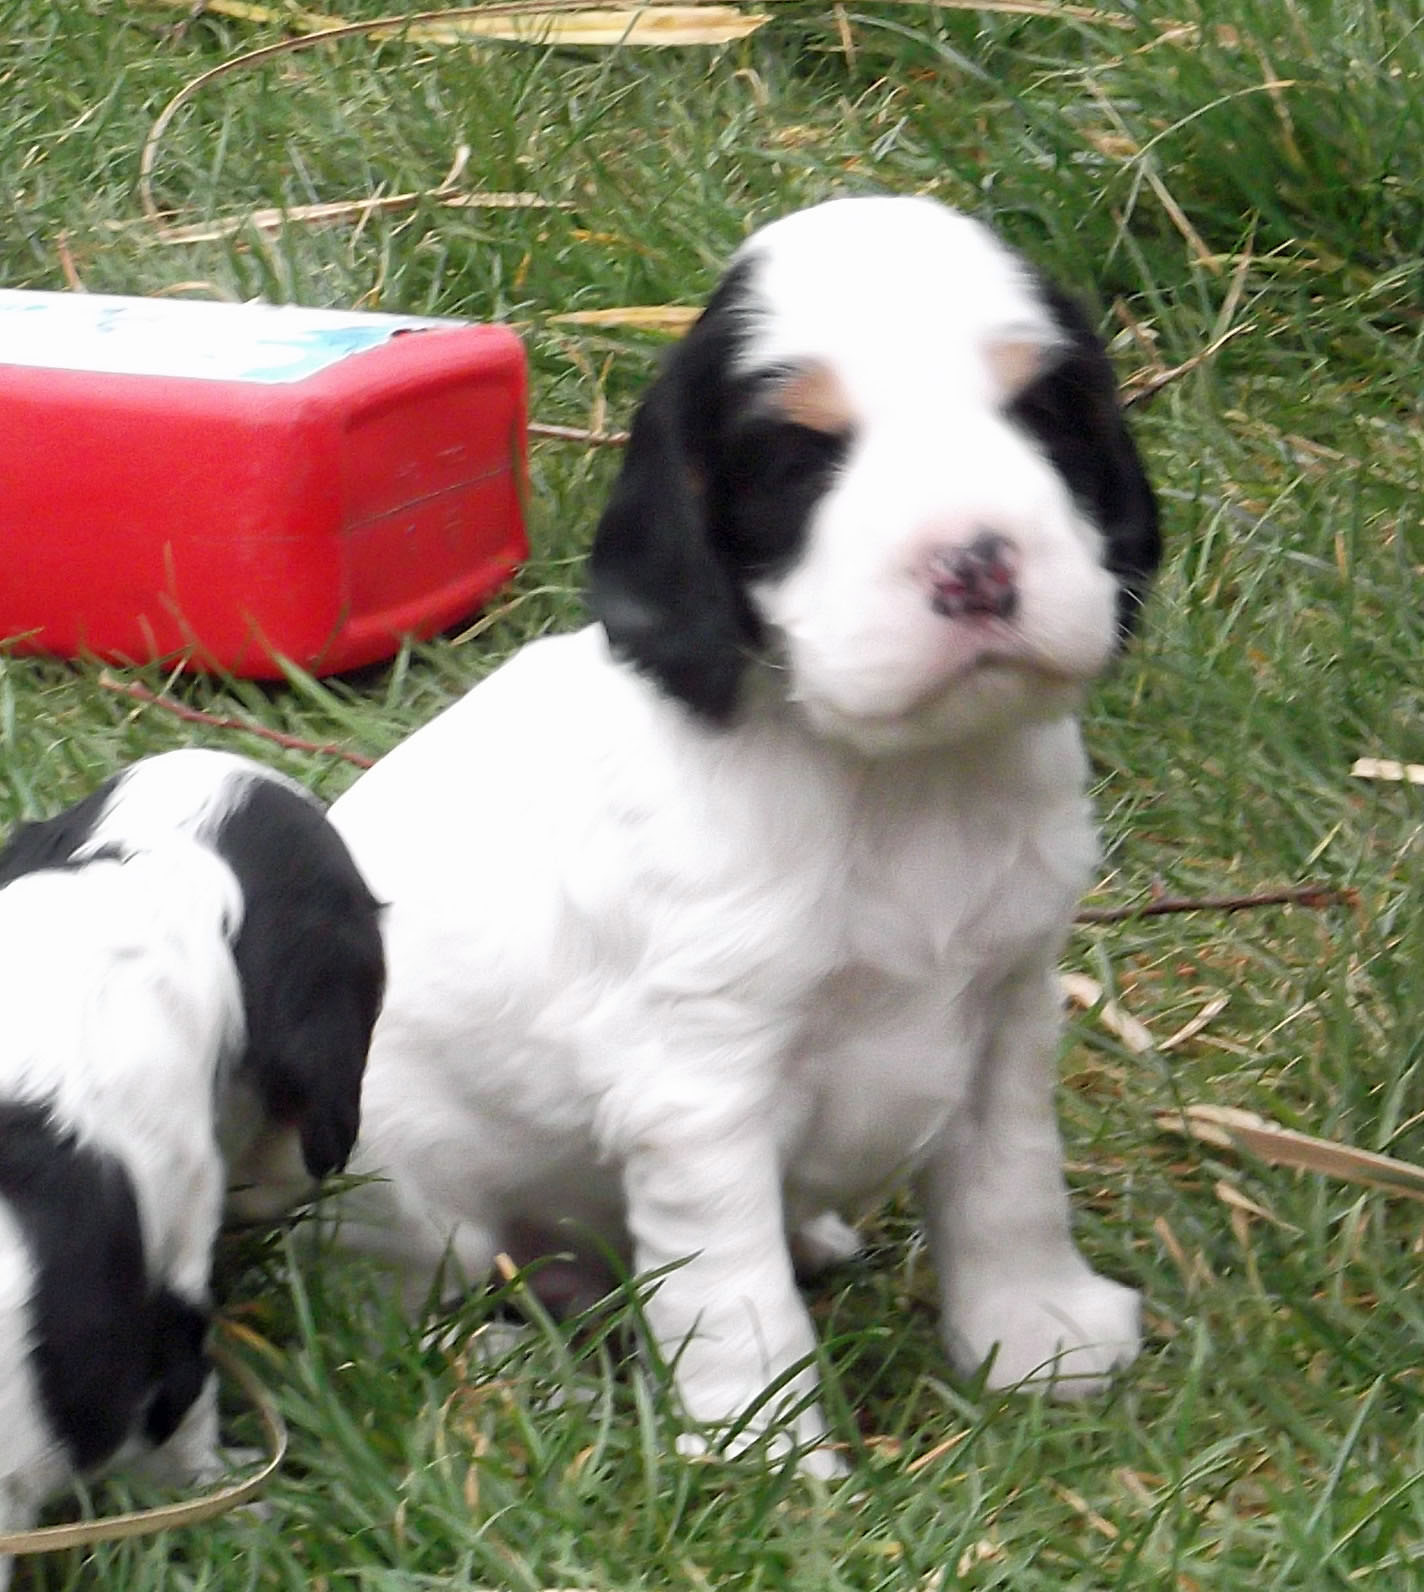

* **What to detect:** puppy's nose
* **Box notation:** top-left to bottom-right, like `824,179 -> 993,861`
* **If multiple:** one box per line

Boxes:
927,531 -> 1019,620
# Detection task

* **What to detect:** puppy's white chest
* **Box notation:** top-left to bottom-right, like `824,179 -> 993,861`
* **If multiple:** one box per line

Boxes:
781,965 -> 987,1205
775,772 -> 1091,1209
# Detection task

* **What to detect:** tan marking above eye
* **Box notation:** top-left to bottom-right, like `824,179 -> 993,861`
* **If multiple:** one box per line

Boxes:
770,363 -> 854,434
984,338 -> 1049,398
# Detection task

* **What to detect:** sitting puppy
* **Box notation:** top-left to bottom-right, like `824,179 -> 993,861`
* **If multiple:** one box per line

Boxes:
0,749 -> 383,1574
325,195 -> 1161,1473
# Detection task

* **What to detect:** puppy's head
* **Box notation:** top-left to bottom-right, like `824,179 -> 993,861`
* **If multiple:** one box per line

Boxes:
588,195 -> 1160,754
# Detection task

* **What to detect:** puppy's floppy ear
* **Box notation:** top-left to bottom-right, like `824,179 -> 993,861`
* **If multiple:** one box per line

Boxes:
1010,279 -> 1161,641
214,780 -> 386,1180
587,263 -> 758,722
0,775 -> 121,886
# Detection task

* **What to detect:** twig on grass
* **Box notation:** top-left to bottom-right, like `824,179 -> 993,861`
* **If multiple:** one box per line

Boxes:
527,421 -> 631,446
1074,883 -> 1355,923
97,671 -> 375,768
1119,323 -> 1252,408
55,232 -> 86,292
144,190 -> 560,247
128,136 -> 562,246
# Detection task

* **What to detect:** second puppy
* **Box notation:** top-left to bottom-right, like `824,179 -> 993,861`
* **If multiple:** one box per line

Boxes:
0,749 -> 383,1577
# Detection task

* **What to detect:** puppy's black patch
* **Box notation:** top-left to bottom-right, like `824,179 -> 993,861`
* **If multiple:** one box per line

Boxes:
1010,280 -> 1161,641
212,779 -> 385,1179
0,777 -> 121,887
589,263 -> 848,723
0,1098 -> 208,1471
713,381 -> 851,582
144,1289 -> 212,1446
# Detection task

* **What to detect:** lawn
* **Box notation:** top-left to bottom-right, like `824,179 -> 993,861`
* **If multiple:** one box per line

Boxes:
3,0 -> 1423,1587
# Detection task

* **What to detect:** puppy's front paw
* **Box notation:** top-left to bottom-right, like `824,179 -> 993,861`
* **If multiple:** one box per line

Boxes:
950,1270 -> 1140,1397
676,1423 -> 848,1479
671,1347 -> 844,1477
672,1366 -> 846,1478
790,1211 -> 862,1277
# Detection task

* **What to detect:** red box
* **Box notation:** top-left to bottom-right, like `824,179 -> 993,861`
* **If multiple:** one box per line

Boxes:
0,293 -> 528,677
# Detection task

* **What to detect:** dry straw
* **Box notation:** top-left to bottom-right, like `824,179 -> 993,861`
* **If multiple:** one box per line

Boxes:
136,2 -> 775,222
1161,1106 -> 1424,1204
134,0 -> 1161,227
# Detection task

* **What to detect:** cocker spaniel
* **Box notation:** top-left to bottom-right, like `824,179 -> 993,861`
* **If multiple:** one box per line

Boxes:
325,195 -> 1160,1473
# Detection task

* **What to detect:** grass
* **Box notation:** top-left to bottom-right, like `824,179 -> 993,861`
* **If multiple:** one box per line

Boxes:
4,0 -> 1424,1586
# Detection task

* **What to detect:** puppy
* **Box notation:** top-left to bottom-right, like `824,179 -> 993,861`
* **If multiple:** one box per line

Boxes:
0,749 -> 383,1573
324,195 -> 1161,1473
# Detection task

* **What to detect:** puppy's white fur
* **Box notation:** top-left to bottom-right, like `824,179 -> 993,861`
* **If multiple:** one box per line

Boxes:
327,196 -> 1151,1471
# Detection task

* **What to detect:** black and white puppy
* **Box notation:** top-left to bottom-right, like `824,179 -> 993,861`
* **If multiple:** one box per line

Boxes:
324,195 -> 1161,1473
0,749 -> 383,1572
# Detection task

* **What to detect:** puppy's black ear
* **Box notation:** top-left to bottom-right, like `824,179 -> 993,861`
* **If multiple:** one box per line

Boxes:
0,774 -> 121,886
215,780 -> 386,1180
1011,280 -> 1161,642
587,264 -> 757,722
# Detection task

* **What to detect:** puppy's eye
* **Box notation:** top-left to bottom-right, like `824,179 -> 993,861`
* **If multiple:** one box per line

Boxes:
715,420 -> 851,577
729,420 -> 850,491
